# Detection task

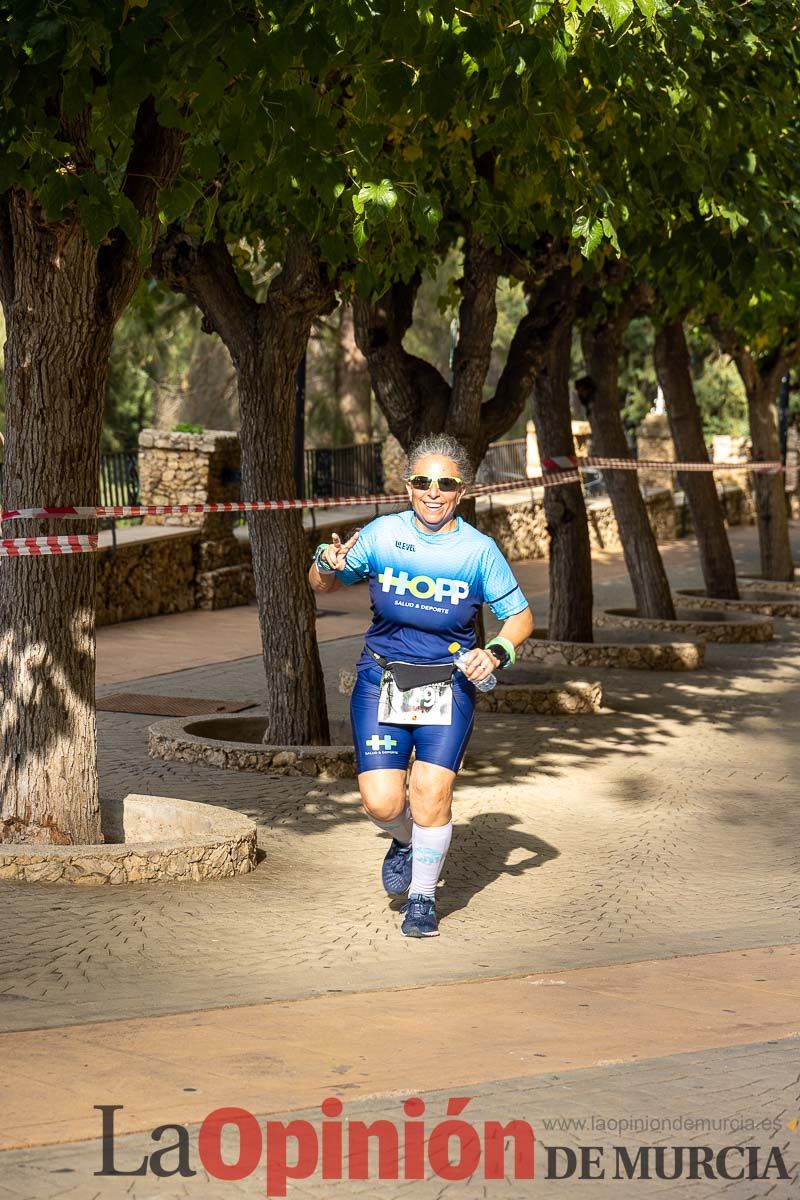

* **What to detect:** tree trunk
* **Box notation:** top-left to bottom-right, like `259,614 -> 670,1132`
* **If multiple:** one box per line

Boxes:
743,377 -> 794,581
531,312 -> 594,642
0,101 -> 181,845
581,323 -> 676,619
653,321 -> 739,600
237,329 -> 330,746
0,203 -> 109,844
152,229 -> 334,746
334,304 -> 371,443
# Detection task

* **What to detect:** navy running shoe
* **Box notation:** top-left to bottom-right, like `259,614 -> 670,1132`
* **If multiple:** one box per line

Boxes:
400,894 -> 439,938
381,838 -> 413,895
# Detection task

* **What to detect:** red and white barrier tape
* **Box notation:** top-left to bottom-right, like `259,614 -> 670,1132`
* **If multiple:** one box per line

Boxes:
0,470 -> 582,526
1,494 -> 409,522
0,535 -> 98,558
0,457 -> 780,557
541,455 -> 783,473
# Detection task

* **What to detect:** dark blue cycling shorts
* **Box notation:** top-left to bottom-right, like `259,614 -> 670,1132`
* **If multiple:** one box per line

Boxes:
350,663 -> 476,775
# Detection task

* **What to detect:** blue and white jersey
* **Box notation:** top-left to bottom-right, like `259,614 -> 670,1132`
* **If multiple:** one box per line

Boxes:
337,509 -> 528,664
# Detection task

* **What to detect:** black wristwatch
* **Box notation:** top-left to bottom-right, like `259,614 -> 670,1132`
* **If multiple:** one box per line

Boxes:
485,640 -> 511,669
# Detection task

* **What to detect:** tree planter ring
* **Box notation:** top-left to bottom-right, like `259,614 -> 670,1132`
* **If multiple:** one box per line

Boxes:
149,715 -> 356,779
518,631 -> 705,671
674,588 -> 800,620
0,794 -> 257,884
738,575 -> 800,595
596,607 -> 774,644
474,679 -> 602,715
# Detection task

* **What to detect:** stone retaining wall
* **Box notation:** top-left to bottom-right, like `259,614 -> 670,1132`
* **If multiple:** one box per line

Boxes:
138,429 -> 241,533
139,428 -> 254,610
96,530 -> 198,627
473,487 -> 695,561
676,484 -> 755,533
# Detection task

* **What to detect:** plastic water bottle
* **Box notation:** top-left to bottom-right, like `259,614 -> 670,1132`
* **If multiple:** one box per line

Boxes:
453,649 -> 496,693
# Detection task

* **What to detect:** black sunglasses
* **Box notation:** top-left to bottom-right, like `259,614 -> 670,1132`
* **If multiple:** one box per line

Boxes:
407,475 -> 463,493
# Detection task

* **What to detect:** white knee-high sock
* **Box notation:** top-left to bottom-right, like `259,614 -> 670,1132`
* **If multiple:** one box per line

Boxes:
369,804 -> 412,845
410,822 -> 452,898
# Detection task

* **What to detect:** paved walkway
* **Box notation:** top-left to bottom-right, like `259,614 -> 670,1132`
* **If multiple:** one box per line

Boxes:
3,523 -> 800,1197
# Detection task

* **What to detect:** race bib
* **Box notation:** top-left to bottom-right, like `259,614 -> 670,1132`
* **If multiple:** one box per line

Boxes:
378,673 -> 453,726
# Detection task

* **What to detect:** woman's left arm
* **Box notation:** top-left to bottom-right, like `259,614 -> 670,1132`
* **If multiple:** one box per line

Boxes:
459,606 -> 534,683
492,606 -> 534,656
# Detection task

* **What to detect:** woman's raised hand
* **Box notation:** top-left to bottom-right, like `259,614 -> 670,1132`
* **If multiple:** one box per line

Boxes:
323,529 -> 360,570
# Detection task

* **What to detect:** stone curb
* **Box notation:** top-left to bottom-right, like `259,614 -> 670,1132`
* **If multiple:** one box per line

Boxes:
0,794 -> 257,884
597,608 -> 774,643
739,574 -> 800,594
518,635 -> 705,671
675,588 -> 800,619
148,717 -> 356,779
474,679 -> 602,714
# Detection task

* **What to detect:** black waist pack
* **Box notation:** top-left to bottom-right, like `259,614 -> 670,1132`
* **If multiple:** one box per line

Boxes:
366,646 -> 454,690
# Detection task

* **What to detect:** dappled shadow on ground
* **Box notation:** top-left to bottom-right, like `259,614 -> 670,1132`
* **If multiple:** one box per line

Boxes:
97,618 -> 800,842
462,621 -> 800,784
436,812 -> 559,918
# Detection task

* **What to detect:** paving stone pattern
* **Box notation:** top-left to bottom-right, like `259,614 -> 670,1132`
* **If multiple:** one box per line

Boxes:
1,605 -> 799,1034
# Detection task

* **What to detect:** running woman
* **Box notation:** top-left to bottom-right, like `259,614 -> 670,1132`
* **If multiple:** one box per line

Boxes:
309,434 -> 533,937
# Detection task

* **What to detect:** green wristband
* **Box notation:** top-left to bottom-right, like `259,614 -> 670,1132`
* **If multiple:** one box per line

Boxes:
486,636 -> 516,668
314,543 -> 335,572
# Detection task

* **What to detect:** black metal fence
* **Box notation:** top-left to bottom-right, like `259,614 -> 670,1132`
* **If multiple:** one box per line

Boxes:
100,450 -> 140,506
304,441 -> 384,498
0,450 -> 140,509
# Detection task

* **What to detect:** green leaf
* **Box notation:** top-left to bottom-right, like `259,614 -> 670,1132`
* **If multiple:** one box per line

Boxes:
114,193 -> 142,245
158,179 -> 201,225
572,213 -> 604,257
598,0 -> 635,33
78,194 -> 116,246
549,36 -> 568,72
600,215 -> 620,253
39,171 -> 78,220
193,62 -> 227,115
634,0 -> 657,19
528,1 -> 553,23
201,192 -> 219,242
353,179 -> 398,221
353,219 -> 369,250
319,232 -> 348,268
61,68 -> 93,120
187,140 -> 220,180
413,191 -> 443,233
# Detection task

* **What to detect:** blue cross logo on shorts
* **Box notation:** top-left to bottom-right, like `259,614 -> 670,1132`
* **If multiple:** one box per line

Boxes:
366,734 -> 398,752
